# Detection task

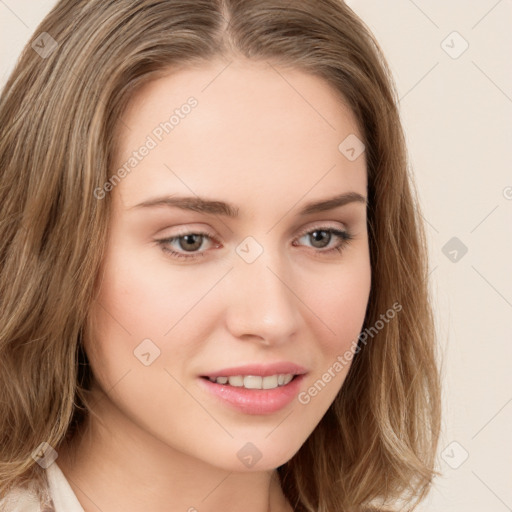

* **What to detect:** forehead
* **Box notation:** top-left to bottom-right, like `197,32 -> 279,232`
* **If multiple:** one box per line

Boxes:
112,59 -> 367,211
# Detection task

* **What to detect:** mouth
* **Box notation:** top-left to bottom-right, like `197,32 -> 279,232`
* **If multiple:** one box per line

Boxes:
200,373 -> 300,390
198,373 -> 307,415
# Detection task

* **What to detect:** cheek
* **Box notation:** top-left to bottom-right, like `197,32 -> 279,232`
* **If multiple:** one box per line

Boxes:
291,260 -> 370,421
91,241 -> 216,339
303,255 -> 371,352
84,241 -> 224,389
83,246 -> 165,387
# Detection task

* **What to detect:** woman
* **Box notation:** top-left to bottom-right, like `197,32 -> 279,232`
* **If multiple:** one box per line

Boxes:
0,1 -> 441,510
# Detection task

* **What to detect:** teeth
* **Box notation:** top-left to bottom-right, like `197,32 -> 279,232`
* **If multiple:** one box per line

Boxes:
207,374 -> 295,389
228,375 -> 244,387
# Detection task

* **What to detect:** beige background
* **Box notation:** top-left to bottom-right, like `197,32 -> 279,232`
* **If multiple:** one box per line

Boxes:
1,1 -> 511,511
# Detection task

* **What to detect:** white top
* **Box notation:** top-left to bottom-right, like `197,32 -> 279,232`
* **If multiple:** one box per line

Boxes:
0,462 -> 84,512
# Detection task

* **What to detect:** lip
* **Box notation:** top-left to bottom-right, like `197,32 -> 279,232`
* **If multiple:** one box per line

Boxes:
198,373 -> 307,415
200,362 -> 308,378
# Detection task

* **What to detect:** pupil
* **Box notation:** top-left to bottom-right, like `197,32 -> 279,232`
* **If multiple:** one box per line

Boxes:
311,230 -> 330,248
180,234 -> 203,251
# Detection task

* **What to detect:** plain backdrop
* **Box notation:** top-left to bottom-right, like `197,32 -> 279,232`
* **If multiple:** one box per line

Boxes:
1,1 -> 511,511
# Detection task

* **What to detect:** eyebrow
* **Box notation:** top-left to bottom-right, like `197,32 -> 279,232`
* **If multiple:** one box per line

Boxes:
131,191 -> 367,217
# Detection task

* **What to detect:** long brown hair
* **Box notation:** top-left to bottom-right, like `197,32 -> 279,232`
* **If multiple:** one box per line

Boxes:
0,1 -> 441,510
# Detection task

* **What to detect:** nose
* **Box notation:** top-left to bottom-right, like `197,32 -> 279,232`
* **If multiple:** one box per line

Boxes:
224,251 -> 300,346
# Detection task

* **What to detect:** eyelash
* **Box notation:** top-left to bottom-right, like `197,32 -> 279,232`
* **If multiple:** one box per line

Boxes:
156,226 -> 353,261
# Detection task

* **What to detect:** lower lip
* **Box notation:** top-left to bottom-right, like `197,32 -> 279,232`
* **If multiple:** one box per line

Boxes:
198,375 -> 306,415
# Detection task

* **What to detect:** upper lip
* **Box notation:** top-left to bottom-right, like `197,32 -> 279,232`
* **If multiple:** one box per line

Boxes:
201,362 -> 308,378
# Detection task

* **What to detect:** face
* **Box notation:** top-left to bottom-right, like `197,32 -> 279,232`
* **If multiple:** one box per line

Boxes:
86,58 -> 371,472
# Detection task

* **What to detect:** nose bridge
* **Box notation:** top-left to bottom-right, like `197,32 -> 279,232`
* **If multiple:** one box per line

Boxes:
225,244 -> 299,342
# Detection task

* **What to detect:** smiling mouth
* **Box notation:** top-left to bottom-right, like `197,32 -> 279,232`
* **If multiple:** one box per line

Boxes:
200,374 -> 299,390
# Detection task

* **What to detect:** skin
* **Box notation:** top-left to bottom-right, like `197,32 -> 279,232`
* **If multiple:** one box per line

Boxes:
57,57 -> 371,512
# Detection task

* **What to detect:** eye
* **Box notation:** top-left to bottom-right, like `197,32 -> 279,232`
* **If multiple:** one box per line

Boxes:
156,225 -> 353,262
293,226 -> 353,255
156,230 -> 219,260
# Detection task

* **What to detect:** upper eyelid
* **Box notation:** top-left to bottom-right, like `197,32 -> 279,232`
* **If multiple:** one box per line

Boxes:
161,220 -> 348,239
160,224 -> 349,248
295,222 -> 348,237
